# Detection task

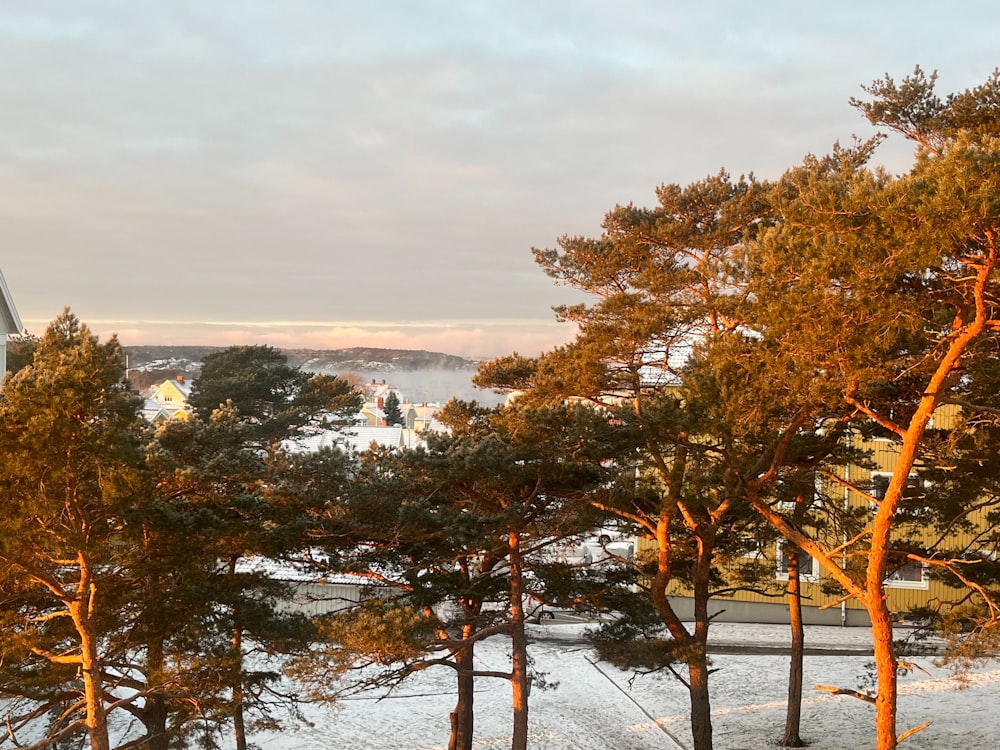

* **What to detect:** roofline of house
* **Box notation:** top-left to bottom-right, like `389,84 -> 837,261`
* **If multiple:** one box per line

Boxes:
0,268 -> 23,336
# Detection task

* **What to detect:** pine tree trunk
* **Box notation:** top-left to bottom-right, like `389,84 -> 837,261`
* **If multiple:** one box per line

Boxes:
142,696 -> 169,750
870,468 -> 904,750
508,531 -> 529,750
142,635 -> 170,750
870,593 -> 898,749
688,531 -> 715,750
72,578 -> 111,750
448,626 -> 475,750
139,533 -> 170,750
649,504 -> 715,750
232,623 -> 247,750
687,653 -> 713,750
229,557 -> 248,750
782,545 -> 805,747
68,559 -> 110,750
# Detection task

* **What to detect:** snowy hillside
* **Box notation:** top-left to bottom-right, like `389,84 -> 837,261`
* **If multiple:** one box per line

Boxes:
244,622 -> 999,750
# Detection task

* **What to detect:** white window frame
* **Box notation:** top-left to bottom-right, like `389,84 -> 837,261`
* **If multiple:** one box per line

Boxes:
868,472 -> 924,510
738,537 -> 767,560
885,561 -> 929,590
776,543 -> 819,583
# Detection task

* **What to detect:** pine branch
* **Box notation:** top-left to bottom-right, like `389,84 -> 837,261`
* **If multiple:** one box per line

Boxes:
814,684 -> 876,704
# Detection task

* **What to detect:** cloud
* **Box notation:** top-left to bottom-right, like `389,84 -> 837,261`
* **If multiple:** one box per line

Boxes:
20,315 -> 577,360
3,1 -> 1000,358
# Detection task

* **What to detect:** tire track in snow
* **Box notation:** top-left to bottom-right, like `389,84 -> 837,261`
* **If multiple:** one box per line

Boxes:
584,655 -> 689,750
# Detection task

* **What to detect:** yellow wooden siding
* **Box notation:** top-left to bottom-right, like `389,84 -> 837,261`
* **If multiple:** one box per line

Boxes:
691,565 -> 961,618
640,534 -> 966,619
638,400 -> 989,620
149,379 -> 190,406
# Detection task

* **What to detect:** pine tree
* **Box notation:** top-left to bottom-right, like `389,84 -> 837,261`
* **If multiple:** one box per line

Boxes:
188,344 -> 360,446
3,330 -> 38,376
302,400 -> 605,750
482,172 -> 774,750
735,68 -> 1000,749
144,345 -> 360,750
382,390 -> 404,426
0,310 -> 150,750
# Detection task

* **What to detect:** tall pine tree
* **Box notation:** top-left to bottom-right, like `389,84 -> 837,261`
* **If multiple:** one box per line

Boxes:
0,310 -> 150,750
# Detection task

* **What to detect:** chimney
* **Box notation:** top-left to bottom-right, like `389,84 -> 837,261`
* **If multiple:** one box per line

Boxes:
176,375 -> 185,383
377,396 -> 384,409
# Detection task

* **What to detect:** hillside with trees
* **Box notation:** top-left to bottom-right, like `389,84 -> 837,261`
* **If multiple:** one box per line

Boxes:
125,346 -> 475,376
124,346 -> 481,399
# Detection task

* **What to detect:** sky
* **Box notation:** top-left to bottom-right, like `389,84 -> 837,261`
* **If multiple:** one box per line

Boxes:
2,2 -> 999,359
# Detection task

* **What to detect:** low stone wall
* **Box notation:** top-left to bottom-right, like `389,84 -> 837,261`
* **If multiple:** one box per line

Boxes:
667,596 -> 871,626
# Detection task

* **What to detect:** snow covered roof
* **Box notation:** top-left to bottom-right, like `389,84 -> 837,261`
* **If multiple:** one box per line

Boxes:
289,430 -> 346,453
140,402 -> 172,422
235,554 -> 377,586
286,425 -> 426,455
359,379 -> 399,401
346,426 -> 406,451
404,403 -> 441,418
140,398 -> 191,423
362,405 -> 386,421
426,418 -> 449,433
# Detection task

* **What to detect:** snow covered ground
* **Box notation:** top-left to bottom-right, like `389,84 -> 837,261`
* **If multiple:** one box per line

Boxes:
249,622 -> 1000,750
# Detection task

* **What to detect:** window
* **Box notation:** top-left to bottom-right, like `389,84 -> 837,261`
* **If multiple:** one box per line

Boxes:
870,473 -> 891,503
868,472 -> 924,509
776,543 -> 819,582
885,562 -> 928,589
738,537 -> 766,559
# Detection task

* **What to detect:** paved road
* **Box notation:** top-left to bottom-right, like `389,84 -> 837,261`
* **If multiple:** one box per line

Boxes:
529,618 -> 876,656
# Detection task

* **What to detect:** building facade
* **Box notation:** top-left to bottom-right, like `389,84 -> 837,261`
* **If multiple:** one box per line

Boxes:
0,268 -> 23,383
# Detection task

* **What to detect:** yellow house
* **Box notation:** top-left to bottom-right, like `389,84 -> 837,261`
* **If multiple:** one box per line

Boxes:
358,385 -> 405,427
143,376 -> 193,421
403,402 -> 443,432
658,406 -> 982,626
359,404 -> 386,428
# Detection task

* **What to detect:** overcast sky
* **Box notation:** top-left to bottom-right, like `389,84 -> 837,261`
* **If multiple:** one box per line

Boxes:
2,1 -> 998,358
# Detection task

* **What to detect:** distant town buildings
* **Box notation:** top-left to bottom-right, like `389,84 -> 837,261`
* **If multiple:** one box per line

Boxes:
138,372 -> 444,452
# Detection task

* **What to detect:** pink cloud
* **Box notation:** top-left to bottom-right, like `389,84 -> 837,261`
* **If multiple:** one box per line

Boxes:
38,319 -> 578,360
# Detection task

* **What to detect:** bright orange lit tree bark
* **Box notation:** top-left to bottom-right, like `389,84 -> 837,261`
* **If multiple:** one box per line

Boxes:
738,68 -> 1000,749
477,173 -> 783,750
302,401 -> 605,750
476,68 -> 1000,750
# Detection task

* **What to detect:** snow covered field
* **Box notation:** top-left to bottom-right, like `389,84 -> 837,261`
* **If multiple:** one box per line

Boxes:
249,623 -> 1000,750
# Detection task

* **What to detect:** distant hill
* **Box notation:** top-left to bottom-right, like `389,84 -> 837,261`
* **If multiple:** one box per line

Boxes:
283,347 -> 475,372
123,346 -> 499,405
124,345 -> 476,373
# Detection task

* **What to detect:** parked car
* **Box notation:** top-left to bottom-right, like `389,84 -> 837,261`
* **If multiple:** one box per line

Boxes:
589,526 -> 624,546
584,526 -> 635,562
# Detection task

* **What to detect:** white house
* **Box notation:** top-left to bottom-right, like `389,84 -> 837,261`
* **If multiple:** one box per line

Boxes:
0,268 -> 23,382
